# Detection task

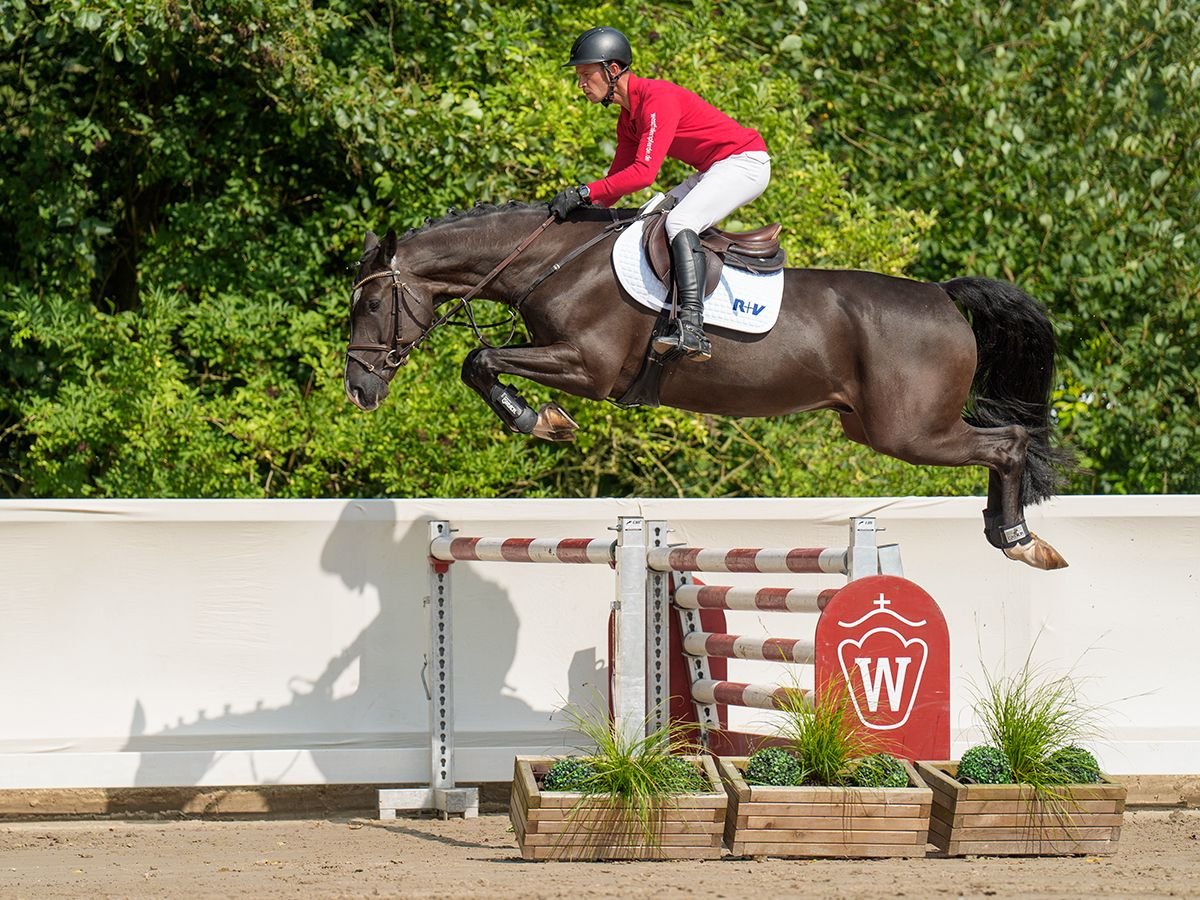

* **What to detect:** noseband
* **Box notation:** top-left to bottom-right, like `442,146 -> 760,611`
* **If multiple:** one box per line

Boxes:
345,269 -> 423,380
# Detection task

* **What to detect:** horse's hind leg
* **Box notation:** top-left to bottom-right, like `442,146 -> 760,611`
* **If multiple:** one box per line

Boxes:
858,411 -> 1067,570
955,424 -> 1067,569
981,472 -> 1010,549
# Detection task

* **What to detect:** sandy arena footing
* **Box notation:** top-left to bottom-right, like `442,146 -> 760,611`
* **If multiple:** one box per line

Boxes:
1,808 -> 1198,898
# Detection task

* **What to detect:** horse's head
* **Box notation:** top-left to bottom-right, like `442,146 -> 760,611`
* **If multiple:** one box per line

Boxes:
344,230 -> 435,411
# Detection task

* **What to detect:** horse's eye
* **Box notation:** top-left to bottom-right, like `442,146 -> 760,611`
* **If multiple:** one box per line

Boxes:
368,296 -> 381,312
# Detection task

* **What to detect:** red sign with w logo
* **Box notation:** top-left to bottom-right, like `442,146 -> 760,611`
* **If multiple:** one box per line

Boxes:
815,575 -> 950,761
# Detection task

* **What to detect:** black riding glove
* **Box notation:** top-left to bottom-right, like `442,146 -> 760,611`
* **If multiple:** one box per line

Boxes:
549,185 -> 590,220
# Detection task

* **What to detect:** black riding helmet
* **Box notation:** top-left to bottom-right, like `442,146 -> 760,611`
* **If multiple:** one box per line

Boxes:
564,26 -> 632,68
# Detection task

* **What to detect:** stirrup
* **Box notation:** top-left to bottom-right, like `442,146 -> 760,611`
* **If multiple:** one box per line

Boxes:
680,322 -> 712,361
651,322 -> 681,355
653,322 -> 711,361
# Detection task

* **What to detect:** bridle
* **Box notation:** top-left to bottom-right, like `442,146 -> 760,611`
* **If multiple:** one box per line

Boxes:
345,269 -> 423,380
346,207 -> 642,381
345,214 -> 560,382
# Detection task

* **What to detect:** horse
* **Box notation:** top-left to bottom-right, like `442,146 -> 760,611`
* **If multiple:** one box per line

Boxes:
344,201 -> 1070,569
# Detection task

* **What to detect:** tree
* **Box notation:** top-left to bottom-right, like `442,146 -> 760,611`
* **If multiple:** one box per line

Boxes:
754,0 -> 1199,492
4,1 -> 1099,500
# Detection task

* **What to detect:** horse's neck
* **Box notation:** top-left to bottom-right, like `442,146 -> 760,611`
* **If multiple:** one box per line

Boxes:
411,211 -> 593,305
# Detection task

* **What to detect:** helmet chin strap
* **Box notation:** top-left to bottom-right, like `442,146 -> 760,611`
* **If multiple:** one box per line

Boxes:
600,63 -> 630,107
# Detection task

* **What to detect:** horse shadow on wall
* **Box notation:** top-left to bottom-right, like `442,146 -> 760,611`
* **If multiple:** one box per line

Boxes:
122,501 -> 604,788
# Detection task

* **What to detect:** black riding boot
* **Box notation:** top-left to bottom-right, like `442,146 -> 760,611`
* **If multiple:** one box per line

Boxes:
652,229 -> 712,362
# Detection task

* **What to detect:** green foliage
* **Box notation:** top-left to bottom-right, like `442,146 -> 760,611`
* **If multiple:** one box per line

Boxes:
650,754 -> 708,794
555,695 -> 709,852
0,0 -> 942,499
2,0 -> 1192,498
744,746 -> 803,786
849,752 -> 909,788
757,0 -> 1200,493
1044,745 -> 1102,786
957,745 -> 1014,785
774,678 -> 881,787
542,756 -> 598,792
969,649 -> 1102,793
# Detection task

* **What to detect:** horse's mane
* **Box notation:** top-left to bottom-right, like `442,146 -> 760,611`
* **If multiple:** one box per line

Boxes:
399,201 -> 549,242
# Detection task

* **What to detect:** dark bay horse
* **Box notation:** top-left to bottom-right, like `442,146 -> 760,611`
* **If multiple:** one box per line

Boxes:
345,202 -> 1069,569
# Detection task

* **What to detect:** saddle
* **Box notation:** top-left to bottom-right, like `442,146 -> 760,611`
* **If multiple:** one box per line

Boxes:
641,213 -> 786,294
613,200 -> 788,410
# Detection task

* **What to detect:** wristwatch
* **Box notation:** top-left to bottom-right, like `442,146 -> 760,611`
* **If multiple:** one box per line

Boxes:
578,184 -> 591,203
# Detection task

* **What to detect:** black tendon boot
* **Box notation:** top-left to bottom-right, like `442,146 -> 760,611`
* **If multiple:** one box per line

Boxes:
652,229 -> 712,362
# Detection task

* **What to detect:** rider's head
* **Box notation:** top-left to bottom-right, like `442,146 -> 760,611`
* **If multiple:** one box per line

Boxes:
565,27 -> 632,107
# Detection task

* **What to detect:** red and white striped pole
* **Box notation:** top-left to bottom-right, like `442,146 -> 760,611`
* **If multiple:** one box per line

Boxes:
673,584 -> 838,613
682,631 -> 815,664
429,535 -> 614,565
646,545 -> 848,575
690,678 -> 810,711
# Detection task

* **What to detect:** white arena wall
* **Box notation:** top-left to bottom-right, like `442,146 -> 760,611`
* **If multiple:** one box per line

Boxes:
0,495 -> 1196,789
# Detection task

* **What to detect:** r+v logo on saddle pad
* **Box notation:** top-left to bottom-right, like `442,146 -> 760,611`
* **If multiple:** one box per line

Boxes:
611,210 -> 784,335
731,297 -> 767,317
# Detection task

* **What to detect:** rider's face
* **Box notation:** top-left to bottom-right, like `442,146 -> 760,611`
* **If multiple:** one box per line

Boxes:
575,63 -> 614,103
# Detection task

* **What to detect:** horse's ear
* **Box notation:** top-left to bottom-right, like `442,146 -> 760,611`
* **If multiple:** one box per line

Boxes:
382,229 -> 398,263
363,231 -> 379,254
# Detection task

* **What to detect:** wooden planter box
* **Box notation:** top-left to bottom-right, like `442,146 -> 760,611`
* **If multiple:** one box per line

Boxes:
509,755 -> 727,861
717,757 -> 932,858
917,761 -> 1126,856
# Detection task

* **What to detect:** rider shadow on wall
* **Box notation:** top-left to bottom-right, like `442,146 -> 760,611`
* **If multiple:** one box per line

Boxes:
315,502 -> 593,751
122,501 -> 599,789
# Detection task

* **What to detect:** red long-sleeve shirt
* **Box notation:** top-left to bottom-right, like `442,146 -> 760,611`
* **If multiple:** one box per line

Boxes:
585,73 -> 767,208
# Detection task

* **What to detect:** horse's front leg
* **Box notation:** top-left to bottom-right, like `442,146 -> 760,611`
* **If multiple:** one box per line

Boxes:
462,343 -> 604,442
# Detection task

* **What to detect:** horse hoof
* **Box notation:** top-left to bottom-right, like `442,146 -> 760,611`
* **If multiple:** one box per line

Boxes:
531,403 -> 579,442
1003,533 -> 1069,570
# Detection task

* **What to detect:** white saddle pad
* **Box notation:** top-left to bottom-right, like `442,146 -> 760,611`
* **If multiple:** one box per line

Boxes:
612,212 -> 784,335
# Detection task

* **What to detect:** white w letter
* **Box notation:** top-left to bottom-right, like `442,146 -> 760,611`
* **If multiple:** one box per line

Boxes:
853,657 -> 911,712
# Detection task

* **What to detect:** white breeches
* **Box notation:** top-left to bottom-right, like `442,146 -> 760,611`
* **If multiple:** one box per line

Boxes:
665,150 -> 771,240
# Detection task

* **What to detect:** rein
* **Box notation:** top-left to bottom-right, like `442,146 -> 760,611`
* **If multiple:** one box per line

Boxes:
347,208 -> 645,378
424,212 -> 559,345
346,215 -> 555,377
513,213 -> 631,309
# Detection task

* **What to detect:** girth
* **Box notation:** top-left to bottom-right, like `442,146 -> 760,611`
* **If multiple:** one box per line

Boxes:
642,214 -> 786,292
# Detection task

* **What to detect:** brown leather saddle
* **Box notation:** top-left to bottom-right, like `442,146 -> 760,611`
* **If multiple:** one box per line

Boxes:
641,213 -> 787,294
612,213 -> 787,410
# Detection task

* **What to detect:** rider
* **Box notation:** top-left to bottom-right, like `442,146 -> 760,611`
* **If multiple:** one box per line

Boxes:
549,26 -> 771,362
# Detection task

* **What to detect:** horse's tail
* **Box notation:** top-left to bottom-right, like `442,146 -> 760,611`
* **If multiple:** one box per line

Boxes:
940,276 -> 1072,505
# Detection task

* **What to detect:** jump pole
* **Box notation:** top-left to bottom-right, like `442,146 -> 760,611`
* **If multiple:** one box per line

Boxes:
643,517 -> 890,742
646,516 -> 949,760
380,517 -> 652,819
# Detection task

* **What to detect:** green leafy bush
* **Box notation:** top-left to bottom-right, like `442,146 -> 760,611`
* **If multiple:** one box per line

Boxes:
1044,745 -> 1102,785
774,679 -> 885,787
650,755 -> 709,794
553,752 -> 706,796
970,649 -> 1102,793
553,695 -> 710,853
957,745 -> 1014,785
0,0 -> 955,501
3,1 -> 1192,499
745,746 -> 803,786
542,757 -> 598,792
756,0 -> 1199,494
850,753 -> 909,788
